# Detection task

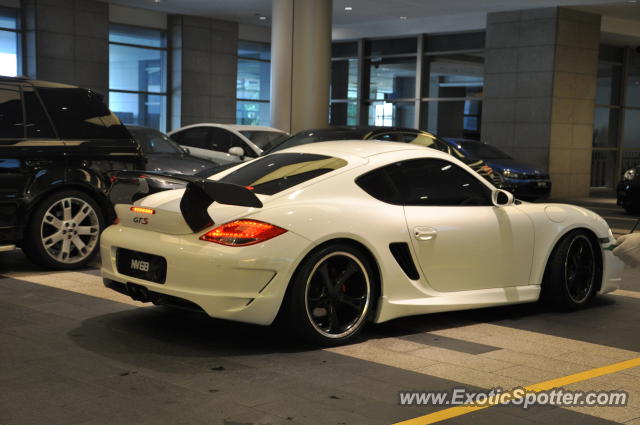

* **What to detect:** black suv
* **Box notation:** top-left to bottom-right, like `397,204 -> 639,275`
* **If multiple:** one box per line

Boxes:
0,77 -> 143,269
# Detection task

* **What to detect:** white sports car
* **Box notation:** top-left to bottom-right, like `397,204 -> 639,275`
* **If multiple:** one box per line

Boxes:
101,141 -> 624,345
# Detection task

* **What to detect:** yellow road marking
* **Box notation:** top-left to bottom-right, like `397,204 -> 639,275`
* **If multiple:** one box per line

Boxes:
611,289 -> 640,299
393,357 -> 640,425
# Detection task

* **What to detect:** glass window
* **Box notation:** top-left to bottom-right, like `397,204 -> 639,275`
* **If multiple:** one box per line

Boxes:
237,41 -> 271,126
369,58 -> 416,100
236,100 -> 270,126
621,151 -> 640,175
384,158 -> 492,206
368,102 -> 415,128
109,24 -> 165,48
237,59 -> 270,101
38,88 -> 130,139
109,91 -> 166,130
422,100 -> 481,139
238,40 -> 271,60
596,63 -> 622,106
623,109 -> 640,149
591,150 -> 617,188
220,153 -> 348,195
0,8 -> 19,77
265,129 -> 371,154
23,90 -> 56,138
109,24 -> 167,131
626,50 -> 640,108
0,85 -> 23,138
209,128 -> 237,152
456,141 -> 511,160
176,127 -> 210,149
356,167 -> 400,204
329,102 -> 358,126
239,130 -> 286,151
593,107 -> 619,148
371,131 -> 451,154
366,37 -> 417,57
425,54 -> 484,99
128,127 -> 181,154
331,59 -> 358,100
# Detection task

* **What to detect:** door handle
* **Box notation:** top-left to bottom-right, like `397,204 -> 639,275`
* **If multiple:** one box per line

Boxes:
414,227 -> 438,241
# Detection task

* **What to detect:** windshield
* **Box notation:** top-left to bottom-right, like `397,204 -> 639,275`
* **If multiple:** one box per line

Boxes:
219,153 -> 347,195
239,130 -> 287,151
458,142 -> 511,160
129,128 -> 182,154
265,130 -> 371,154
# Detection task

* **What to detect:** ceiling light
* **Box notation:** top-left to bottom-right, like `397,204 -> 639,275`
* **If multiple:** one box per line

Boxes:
345,6 -> 353,11
153,0 -> 161,3
400,16 -> 408,20
258,15 -> 267,20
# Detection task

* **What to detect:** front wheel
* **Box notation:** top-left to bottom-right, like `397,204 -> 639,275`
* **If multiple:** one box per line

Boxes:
541,230 -> 600,310
23,190 -> 104,270
282,244 -> 376,346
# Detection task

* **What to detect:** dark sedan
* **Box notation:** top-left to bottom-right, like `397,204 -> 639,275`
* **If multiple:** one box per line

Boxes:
617,166 -> 640,214
128,126 -> 221,176
444,138 -> 552,201
265,126 -> 502,186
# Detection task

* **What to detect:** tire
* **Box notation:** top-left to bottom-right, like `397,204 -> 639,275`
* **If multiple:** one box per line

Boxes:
22,190 -> 104,270
541,230 -> 600,310
282,243 -> 377,346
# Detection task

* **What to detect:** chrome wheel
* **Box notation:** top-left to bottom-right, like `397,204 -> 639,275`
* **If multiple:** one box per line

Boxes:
304,252 -> 371,339
40,197 -> 100,264
564,234 -> 596,304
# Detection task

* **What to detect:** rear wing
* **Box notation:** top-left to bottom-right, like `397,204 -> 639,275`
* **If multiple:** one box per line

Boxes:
110,171 -> 262,233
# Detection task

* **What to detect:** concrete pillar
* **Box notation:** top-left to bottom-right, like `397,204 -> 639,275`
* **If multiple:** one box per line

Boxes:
271,0 -> 332,133
482,7 -> 600,198
22,0 -> 109,96
169,15 -> 238,130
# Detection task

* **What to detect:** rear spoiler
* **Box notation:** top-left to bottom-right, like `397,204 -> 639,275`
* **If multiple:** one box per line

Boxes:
109,171 -> 262,233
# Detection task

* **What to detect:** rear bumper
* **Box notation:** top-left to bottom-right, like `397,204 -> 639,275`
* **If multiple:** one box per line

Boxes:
100,223 -> 313,325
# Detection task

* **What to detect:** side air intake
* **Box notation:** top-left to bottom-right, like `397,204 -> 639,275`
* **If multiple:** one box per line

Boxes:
389,242 -> 420,280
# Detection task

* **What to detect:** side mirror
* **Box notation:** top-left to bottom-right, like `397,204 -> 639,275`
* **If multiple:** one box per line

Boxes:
492,189 -> 515,207
228,146 -> 245,158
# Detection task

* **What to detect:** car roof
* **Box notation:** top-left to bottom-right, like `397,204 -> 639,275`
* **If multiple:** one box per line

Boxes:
172,123 -> 286,133
276,140 -> 447,159
0,76 -> 79,89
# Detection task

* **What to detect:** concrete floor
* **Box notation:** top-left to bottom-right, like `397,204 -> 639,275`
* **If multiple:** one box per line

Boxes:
1,197 -> 639,425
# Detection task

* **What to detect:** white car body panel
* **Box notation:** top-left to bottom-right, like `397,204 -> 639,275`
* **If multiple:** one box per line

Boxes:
168,123 -> 287,165
102,141 -> 625,326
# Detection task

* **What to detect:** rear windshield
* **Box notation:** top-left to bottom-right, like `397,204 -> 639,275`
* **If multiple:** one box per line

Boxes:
219,153 -> 348,195
239,130 -> 287,151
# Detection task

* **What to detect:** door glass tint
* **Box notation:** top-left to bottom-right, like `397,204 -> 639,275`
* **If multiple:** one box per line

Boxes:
178,127 -> 210,149
219,153 -> 348,195
384,158 -> 491,206
356,167 -> 400,204
209,128 -> 233,152
37,88 -> 130,139
0,85 -> 23,138
23,90 -> 56,138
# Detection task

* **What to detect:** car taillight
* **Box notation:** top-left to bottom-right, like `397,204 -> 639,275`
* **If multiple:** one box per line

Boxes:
200,220 -> 287,246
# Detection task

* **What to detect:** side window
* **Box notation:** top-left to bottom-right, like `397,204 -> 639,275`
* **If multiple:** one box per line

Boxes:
23,90 -> 56,138
208,128 -> 233,152
356,167 -> 401,204
37,88 -> 130,139
230,134 -> 255,158
178,127 -> 210,149
372,158 -> 491,206
0,85 -> 24,138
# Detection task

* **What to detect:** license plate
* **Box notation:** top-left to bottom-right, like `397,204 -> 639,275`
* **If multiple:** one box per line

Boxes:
116,248 -> 167,284
537,182 -> 548,188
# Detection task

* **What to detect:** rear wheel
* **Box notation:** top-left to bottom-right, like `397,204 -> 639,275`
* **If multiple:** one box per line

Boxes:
282,244 -> 376,346
23,190 -> 103,270
541,230 -> 600,310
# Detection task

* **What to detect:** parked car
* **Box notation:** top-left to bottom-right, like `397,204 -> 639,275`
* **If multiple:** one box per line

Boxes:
617,166 -> 640,214
128,126 -> 220,176
444,138 -> 552,201
0,76 -> 143,269
101,141 -> 623,346
264,126 -> 502,186
168,124 -> 287,165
